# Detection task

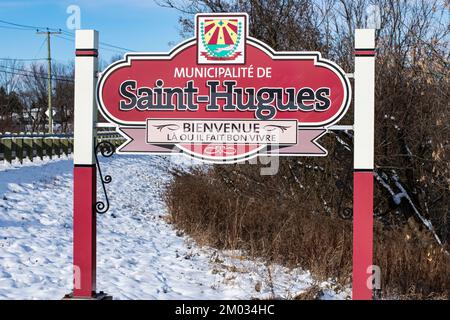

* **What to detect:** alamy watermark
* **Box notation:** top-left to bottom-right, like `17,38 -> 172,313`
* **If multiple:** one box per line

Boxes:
366,4 -> 381,29
66,5 -> 81,30
367,265 -> 381,290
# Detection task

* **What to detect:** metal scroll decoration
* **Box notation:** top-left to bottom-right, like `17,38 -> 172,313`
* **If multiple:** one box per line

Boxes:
95,141 -> 115,214
333,143 -> 353,219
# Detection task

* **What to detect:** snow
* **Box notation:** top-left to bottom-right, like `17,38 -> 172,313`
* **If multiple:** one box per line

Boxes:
0,155 -> 349,300
375,170 -> 446,250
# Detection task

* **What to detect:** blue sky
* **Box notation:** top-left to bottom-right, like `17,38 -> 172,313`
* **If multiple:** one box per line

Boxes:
0,0 -> 184,64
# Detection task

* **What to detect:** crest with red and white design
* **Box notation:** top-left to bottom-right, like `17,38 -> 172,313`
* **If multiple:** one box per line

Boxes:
197,14 -> 246,64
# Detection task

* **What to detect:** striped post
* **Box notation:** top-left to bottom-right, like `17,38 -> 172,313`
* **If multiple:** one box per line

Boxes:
36,134 -> 44,160
73,30 -> 99,298
16,134 -> 23,164
353,29 -> 376,300
24,137 -> 33,162
3,137 -> 12,163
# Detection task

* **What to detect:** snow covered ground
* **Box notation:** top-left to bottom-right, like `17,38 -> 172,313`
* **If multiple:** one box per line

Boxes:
0,155 -> 349,300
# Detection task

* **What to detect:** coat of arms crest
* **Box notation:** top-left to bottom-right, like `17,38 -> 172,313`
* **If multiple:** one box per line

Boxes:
197,14 -> 246,64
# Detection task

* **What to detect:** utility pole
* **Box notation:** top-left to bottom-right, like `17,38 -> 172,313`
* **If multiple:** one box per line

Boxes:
37,28 -> 61,134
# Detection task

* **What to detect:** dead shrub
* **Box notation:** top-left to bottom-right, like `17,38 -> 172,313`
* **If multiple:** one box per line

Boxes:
165,167 -> 450,299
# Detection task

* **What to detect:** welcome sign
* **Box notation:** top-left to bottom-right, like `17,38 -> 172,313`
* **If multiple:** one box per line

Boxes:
97,13 -> 351,163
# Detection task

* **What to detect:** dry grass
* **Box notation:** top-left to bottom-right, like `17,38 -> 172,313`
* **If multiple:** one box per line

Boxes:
293,285 -> 323,300
165,167 -> 450,299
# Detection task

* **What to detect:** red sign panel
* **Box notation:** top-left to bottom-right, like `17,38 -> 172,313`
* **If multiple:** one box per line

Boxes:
97,13 -> 351,163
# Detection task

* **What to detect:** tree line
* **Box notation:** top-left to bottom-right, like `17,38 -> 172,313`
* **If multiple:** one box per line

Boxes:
0,60 -> 75,133
0,54 -> 122,133
162,0 -> 450,297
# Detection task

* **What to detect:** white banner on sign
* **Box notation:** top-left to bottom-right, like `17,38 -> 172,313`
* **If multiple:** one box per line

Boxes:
146,119 -> 298,145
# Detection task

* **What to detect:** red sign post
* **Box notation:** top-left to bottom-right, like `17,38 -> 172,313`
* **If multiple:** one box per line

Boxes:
71,13 -> 375,299
72,30 -> 98,298
353,29 -> 376,299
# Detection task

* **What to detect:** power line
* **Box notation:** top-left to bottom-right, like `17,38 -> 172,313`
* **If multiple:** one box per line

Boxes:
0,25 -> 31,31
0,18 -> 136,53
55,34 -> 132,54
58,28 -> 135,52
0,65 -> 74,81
99,42 -> 135,52
0,65 -> 73,80
0,18 -> 59,32
0,68 -> 74,83
34,37 -> 48,60
0,58 -> 47,61
54,34 -> 74,42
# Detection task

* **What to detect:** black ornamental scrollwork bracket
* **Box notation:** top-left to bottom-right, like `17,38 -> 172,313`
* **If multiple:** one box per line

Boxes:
95,141 -> 115,214
334,148 -> 353,220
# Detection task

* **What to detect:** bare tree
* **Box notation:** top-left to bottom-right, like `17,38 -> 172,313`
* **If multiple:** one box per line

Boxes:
158,0 -> 450,246
0,60 -> 25,131
52,62 -> 75,132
